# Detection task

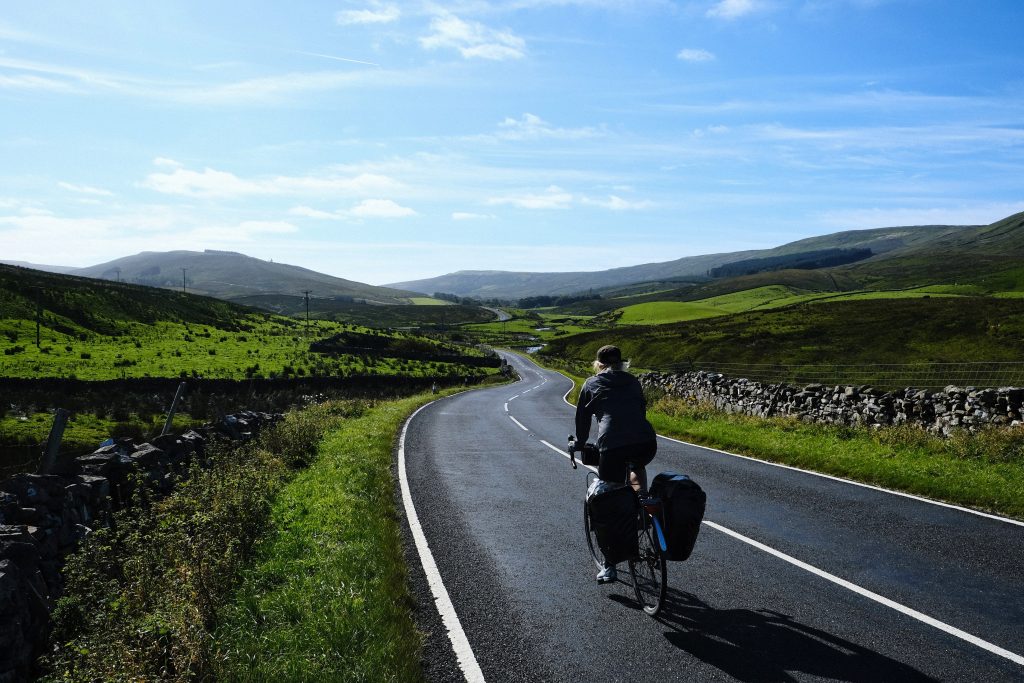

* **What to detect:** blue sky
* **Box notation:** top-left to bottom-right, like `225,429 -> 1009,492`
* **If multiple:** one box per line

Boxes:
2,0 -> 1023,285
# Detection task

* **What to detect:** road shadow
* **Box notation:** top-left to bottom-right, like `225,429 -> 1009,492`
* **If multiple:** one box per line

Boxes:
610,587 -> 936,682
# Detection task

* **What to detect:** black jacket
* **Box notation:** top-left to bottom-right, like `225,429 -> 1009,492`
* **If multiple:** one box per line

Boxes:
575,370 -> 656,451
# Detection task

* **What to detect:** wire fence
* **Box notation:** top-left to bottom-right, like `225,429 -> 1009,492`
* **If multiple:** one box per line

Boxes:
660,362 -> 1024,390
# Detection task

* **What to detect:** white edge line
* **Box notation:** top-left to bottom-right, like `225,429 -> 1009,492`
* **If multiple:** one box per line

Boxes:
503,403 -> 508,413
509,415 -> 529,431
399,400 -> 487,683
703,520 -> 1024,666
549,365 -> 1023,527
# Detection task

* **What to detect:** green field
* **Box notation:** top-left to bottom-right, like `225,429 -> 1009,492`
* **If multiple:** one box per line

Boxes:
544,296 -> 1024,371
0,316 -> 493,380
409,296 -> 452,306
610,284 -> 994,326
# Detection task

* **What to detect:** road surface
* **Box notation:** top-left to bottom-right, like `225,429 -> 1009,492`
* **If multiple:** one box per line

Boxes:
397,352 -> 1024,682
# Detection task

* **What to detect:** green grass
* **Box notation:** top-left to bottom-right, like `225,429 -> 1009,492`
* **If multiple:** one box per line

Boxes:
212,391 -> 454,682
544,296 -> 1024,370
408,297 -> 451,306
0,315 -> 494,380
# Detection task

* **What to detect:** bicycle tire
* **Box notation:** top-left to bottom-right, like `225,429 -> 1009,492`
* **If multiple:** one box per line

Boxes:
629,513 -> 667,616
583,499 -> 604,569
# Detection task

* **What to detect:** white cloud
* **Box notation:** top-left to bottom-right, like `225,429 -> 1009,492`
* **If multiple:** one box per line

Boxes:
336,5 -> 401,25
677,48 -> 716,62
420,13 -> 526,60
141,163 -> 401,199
350,198 -> 417,218
706,0 -> 762,20
581,194 -> 653,211
496,113 -> 603,140
58,182 -> 114,196
152,157 -> 184,168
451,211 -> 495,220
289,200 -> 417,220
289,206 -> 341,220
487,185 -> 573,209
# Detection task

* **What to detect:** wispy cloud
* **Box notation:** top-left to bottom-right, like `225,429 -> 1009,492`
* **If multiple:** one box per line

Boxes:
706,0 -> 763,20
452,211 -> 495,220
486,185 -> 573,209
289,200 -> 417,220
336,4 -> 401,25
420,12 -> 526,60
581,194 -> 653,210
495,113 -> 604,140
677,48 -> 716,62
58,182 -> 114,196
141,163 -> 401,199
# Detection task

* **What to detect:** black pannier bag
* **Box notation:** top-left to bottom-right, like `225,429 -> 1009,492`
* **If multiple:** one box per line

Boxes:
649,472 -> 706,561
587,481 -> 639,565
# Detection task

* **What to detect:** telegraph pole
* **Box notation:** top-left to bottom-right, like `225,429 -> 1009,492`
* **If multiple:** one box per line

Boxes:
302,290 -> 312,337
34,287 -> 42,348
181,267 -> 189,294
112,267 -> 121,283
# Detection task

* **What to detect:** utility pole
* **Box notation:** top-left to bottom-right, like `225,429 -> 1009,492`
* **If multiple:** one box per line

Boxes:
34,287 -> 42,348
112,267 -> 121,283
302,290 -> 312,337
181,267 -> 189,294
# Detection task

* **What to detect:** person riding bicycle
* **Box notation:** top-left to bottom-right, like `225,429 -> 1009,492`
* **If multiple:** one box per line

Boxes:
575,344 -> 657,583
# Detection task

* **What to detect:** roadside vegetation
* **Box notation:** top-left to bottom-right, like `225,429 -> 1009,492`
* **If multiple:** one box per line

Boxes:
41,391 -> 457,682
210,392 -> 449,681
42,401 -> 348,681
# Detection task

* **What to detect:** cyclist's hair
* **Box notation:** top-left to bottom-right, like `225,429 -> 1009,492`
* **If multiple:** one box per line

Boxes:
592,360 -> 630,373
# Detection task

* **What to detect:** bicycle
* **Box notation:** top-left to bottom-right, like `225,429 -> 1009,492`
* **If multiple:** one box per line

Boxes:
568,436 -> 668,616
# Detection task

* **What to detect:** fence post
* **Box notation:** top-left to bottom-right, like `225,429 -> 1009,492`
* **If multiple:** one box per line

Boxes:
161,382 -> 187,436
38,408 -> 70,474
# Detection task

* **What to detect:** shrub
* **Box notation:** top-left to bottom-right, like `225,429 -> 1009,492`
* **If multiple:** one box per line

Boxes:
80,352 -> 91,360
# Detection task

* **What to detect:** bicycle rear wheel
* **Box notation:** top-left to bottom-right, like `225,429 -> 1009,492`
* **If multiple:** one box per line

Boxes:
583,499 -> 604,568
629,514 -> 667,616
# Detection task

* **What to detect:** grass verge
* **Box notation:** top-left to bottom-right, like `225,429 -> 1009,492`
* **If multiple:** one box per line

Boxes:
529,354 -> 1024,520
211,390 -> 461,682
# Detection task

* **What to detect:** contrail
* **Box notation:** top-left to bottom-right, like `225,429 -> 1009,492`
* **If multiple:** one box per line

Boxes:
296,51 -> 379,67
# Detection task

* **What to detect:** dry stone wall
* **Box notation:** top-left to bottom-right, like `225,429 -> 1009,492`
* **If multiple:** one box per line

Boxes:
0,410 -> 281,682
640,371 -> 1024,434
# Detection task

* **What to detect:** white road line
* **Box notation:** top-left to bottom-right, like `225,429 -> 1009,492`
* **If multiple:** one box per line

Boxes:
398,401 -> 486,683
503,403 -> 508,413
704,520 -> 1024,666
548,365 -> 1023,527
509,415 -> 529,431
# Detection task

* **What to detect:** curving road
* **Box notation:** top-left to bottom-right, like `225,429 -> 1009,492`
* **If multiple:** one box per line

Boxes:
397,352 -> 1024,682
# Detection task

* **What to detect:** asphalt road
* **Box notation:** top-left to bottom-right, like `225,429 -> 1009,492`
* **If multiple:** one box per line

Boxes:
397,352 -> 1024,682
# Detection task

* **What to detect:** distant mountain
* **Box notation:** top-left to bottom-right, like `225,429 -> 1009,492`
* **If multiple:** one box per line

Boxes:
72,250 -> 419,304
389,223 -> 973,299
0,260 -> 78,275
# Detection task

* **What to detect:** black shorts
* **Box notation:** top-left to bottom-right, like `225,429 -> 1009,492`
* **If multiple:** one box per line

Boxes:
598,440 -> 657,484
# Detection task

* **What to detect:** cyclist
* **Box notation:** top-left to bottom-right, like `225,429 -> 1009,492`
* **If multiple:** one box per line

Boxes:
575,344 -> 657,583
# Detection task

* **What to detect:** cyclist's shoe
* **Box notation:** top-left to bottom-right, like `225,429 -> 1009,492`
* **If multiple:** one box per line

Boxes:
596,564 -> 617,584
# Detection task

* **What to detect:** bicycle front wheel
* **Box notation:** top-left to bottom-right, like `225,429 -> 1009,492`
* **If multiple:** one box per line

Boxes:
629,514 -> 667,616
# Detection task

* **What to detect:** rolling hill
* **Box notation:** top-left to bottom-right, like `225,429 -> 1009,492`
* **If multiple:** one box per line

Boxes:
72,250 -> 421,304
388,222 -> 974,299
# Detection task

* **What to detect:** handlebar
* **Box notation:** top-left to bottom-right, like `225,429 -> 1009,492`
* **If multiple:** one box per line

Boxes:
567,435 -> 598,469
